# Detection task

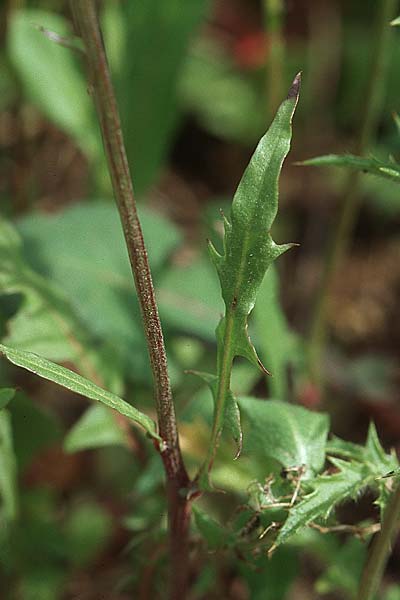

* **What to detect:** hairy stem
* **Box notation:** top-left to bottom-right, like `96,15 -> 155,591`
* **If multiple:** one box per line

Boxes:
307,0 -> 397,385
356,483 -> 400,600
69,3 -> 190,597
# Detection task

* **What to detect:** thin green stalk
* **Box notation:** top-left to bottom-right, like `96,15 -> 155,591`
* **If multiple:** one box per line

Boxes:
263,0 -> 285,119
357,483 -> 400,600
197,311 -> 235,481
69,3 -> 190,598
308,0 -> 397,385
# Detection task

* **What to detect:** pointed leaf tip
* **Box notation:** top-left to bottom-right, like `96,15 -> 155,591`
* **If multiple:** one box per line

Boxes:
287,72 -> 301,100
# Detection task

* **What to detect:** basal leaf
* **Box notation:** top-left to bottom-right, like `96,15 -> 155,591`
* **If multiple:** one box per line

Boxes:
0,344 -> 160,443
64,404 -> 127,453
238,398 -> 329,477
300,154 -> 400,184
274,458 -> 374,548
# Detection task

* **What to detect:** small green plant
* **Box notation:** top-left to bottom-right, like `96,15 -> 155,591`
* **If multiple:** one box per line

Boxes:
1,2 -> 400,600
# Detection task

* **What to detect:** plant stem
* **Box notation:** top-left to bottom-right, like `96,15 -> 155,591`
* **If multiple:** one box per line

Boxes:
197,312 -> 235,482
356,482 -> 400,600
69,3 -> 190,597
307,0 -> 397,385
263,0 -> 285,120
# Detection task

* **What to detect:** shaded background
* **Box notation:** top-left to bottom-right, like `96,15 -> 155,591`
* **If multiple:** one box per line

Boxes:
0,0 -> 399,598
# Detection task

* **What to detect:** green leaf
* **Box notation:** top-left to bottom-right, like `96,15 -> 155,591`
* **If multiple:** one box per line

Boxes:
0,216 -> 112,376
238,398 -> 329,476
188,370 -> 242,457
158,256 -> 222,341
209,75 -> 301,357
253,266 -> 300,400
193,506 -> 228,550
64,404 -> 128,453
327,423 -> 398,518
0,405 -> 18,521
300,154 -> 400,184
315,537 -> 366,598
16,201 -> 182,382
0,388 -> 15,410
198,76 -> 301,484
9,393 -> 61,470
391,16 -> 400,25
7,9 -> 101,163
0,344 -> 160,443
274,458 -> 374,548
64,501 -> 113,567
114,1 -> 209,195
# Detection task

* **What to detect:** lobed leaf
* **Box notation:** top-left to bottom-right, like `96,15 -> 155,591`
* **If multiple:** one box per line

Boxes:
209,74 -> 301,362
0,344 -> 160,443
274,458 -> 374,548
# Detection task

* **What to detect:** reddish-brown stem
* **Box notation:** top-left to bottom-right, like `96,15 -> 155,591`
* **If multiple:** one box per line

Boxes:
69,2 -> 190,597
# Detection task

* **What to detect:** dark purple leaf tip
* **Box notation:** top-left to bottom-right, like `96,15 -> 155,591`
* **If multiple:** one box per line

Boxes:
287,72 -> 302,100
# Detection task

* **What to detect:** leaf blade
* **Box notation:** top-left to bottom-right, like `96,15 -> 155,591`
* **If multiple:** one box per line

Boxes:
0,344 -> 160,442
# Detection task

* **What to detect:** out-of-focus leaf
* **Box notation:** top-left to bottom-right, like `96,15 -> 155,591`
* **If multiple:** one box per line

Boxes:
0,344 -> 160,442
10,393 -> 61,470
239,548 -> 298,600
115,1 -> 209,195
16,201 -> 182,382
391,16 -> 400,25
193,506 -> 228,550
180,38 -> 265,143
301,153 -> 400,184
0,388 -> 15,410
385,585 -> 400,600
0,388 -> 17,521
64,404 -> 127,453
7,9 -> 100,163
238,398 -> 329,477
315,537 -> 366,598
0,215 -> 122,392
254,267 -> 299,400
158,257 -> 222,340
64,501 -> 113,567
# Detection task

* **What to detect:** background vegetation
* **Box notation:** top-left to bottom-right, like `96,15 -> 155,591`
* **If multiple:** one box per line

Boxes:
0,1 -> 399,598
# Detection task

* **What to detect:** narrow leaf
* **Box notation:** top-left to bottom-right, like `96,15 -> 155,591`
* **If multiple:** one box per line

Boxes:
300,154 -> 400,184
0,344 -> 160,442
